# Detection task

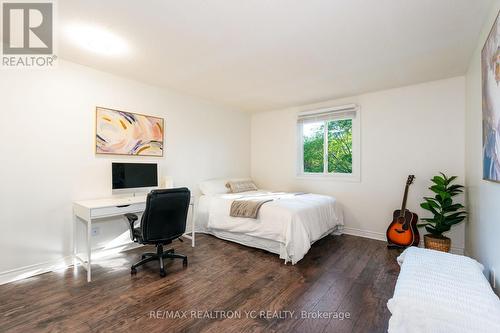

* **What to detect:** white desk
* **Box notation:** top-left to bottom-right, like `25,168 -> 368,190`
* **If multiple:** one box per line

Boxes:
73,195 -> 195,282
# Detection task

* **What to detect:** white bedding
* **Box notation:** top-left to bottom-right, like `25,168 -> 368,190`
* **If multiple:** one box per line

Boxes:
387,247 -> 500,333
200,190 -> 343,264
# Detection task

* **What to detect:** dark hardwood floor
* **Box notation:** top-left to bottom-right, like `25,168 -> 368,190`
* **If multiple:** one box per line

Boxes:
0,234 -> 401,333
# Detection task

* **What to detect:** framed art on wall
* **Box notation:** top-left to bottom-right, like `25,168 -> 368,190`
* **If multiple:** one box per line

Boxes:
482,11 -> 500,182
95,107 -> 164,157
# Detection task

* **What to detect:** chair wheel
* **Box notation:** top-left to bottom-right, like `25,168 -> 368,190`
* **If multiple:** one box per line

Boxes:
160,269 -> 166,277
183,258 -> 188,267
131,267 -> 137,275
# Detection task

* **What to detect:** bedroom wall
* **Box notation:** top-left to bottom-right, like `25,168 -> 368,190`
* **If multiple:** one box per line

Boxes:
251,77 -> 466,252
465,1 -> 500,293
0,60 -> 250,283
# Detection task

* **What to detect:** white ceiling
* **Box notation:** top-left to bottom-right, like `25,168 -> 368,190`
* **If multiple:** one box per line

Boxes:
57,0 -> 494,112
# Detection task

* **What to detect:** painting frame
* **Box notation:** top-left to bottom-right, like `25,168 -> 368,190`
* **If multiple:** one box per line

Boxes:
95,106 -> 164,157
481,10 -> 500,183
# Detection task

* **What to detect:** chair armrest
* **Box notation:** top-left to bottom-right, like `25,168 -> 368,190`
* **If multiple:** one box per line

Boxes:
125,213 -> 138,241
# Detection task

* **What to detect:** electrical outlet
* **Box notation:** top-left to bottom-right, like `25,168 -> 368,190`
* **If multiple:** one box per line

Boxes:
491,268 -> 496,289
91,226 -> 100,237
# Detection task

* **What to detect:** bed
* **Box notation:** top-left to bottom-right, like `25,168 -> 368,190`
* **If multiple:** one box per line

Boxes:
388,247 -> 500,333
195,179 -> 344,264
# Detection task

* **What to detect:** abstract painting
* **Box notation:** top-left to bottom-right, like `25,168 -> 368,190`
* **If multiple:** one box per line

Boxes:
95,107 -> 164,156
482,11 -> 500,182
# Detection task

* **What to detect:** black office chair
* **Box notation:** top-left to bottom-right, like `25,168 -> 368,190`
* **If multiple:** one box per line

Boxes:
125,188 -> 190,277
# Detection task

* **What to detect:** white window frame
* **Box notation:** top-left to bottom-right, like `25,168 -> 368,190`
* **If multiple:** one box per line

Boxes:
297,104 -> 361,181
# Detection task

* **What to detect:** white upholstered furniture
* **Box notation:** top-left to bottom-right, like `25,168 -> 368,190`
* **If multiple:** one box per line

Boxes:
388,247 -> 500,333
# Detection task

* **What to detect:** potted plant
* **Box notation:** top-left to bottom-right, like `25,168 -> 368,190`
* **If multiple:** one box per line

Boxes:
418,173 -> 467,252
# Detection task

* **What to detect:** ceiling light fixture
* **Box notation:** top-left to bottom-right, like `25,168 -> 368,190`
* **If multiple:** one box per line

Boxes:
65,23 -> 130,56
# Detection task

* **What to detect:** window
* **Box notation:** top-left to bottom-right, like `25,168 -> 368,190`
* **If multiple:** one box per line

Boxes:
303,122 -> 325,173
298,104 -> 360,180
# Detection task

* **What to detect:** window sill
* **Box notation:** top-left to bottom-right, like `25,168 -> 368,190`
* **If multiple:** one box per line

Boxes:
296,173 -> 361,182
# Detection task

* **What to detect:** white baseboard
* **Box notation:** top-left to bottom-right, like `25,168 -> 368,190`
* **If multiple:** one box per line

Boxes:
341,226 -> 465,255
0,256 -> 74,286
0,241 -> 144,286
341,226 -> 386,241
449,247 -> 465,255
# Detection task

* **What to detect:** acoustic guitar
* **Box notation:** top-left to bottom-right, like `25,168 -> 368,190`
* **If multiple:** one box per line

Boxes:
386,175 -> 420,248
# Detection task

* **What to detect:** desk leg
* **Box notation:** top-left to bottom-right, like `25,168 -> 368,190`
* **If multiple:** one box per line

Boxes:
73,212 -> 77,266
86,220 -> 92,282
191,203 -> 195,247
192,225 -> 195,247
182,203 -> 196,247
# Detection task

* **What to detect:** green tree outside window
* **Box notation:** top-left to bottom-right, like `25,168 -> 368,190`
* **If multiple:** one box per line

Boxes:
328,119 -> 352,173
303,122 -> 324,173
303,119 -> 352,174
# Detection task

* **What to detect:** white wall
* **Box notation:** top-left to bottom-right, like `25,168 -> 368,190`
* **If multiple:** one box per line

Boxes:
465,1 -> 500,293
251,77 -> 466,251
0,60 -> 250,280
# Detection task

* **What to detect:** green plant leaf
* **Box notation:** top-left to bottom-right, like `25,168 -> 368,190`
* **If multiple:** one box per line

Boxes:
420,202 -> 439,215
429,223 -> 451,234
430,184 -> 446,194
431,176 -> 445,185
439,172 -> 457,185
437,224 -> 451,233
442,197 -> 453,208
443,217 -> 467,226
444,212 -> 467,219
442,204 -> 465,212
424,198 -> 440,209
448,188 -> 463,195
448,184 -> 464,192
425,225 -> 443,235
424,225 -> 436,233
437,191 -> 451,201
447,176 -> 457,184
423,196 -> 439,203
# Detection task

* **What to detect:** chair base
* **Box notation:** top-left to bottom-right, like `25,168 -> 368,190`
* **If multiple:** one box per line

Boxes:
131,244 -> 187,277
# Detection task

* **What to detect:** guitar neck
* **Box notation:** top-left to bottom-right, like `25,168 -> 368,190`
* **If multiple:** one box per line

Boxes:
400,185 -> 410,215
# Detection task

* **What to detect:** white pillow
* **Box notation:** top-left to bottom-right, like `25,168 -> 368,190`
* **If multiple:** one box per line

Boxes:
199,178 -> 255,195
226,180 -> 258,193
199,179 -> 230,195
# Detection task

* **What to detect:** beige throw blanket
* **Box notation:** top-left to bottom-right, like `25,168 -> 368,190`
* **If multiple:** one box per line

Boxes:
230,199 -> 273,219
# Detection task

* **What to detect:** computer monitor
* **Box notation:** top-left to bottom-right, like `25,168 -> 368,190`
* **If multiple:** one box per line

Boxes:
112,162 -> 158,194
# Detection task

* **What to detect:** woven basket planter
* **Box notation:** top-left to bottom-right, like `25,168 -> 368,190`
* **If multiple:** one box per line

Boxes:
423,234 -> 451,252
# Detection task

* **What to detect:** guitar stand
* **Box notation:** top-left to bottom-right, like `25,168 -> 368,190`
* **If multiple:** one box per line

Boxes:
387,243 -> 405,250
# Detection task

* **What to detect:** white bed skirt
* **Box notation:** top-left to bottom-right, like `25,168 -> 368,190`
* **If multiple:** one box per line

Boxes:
197,226 -> 342,264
